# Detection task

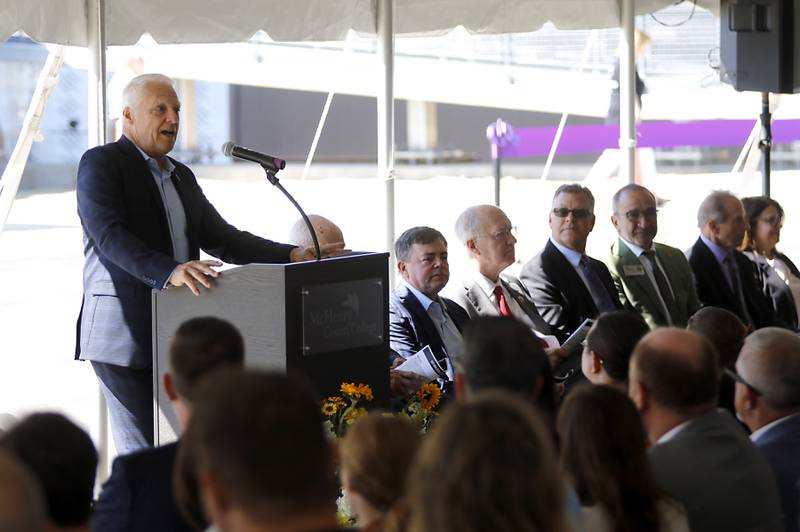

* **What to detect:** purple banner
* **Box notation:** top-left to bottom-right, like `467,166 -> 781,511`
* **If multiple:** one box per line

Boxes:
492,119 -> 800,159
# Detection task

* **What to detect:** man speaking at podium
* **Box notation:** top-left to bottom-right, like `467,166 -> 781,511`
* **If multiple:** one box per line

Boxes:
75,74 -> 338,453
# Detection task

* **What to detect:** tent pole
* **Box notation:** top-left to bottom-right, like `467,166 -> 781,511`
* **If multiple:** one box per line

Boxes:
620,0 -> 636,184
87,0 -> 111,486
377,0 -> 395,284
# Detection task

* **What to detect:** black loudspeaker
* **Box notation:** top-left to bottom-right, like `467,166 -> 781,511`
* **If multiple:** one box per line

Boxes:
720,0 -> 800,93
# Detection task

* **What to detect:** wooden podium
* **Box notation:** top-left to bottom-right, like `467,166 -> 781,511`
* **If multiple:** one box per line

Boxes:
151,252 -> 390,444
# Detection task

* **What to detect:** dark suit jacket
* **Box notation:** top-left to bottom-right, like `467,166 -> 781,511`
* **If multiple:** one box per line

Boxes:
649,409 -> 784,532
745,251 -> 800,330
520,240 -> 622,343
753,413 -> 800,532
388,284 -> 469,366
449,274 -> 554,336
686,237 -> 782,330
92,442 -> 201,532
75,136 -> 296,368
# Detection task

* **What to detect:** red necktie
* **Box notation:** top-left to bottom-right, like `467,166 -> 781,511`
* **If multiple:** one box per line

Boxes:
493,285 -> 511,317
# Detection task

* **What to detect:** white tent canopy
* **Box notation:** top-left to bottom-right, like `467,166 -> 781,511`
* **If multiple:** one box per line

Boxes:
3,0 -> 716,45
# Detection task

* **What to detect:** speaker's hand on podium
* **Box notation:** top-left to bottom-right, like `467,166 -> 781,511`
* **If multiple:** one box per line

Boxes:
168,259 -> 222,296
289,242 -> 349,262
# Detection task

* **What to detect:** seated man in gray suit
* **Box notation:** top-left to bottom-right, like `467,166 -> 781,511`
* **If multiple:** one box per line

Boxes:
606,184 -> 700,328
451,205 -> 567,364
629,327 -> 783,532
734,327 -> 800,532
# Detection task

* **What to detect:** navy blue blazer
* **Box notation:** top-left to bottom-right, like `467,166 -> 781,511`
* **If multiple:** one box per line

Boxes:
753,414 -> 800,532
388,283 -> 469,366
686,237 -> 783,330
75,136 -> 296,368
519,240 -> 623,344
92,442 -> 202,532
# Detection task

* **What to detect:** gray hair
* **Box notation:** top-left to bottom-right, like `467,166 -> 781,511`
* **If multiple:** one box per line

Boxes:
697,190 -> 738,229
553,184 -> 595,212
611,184 -> 655,214
738,327 -> 800,410
122,73 -> 175,110
454,205 -> 493,244
395,227 -> 446,262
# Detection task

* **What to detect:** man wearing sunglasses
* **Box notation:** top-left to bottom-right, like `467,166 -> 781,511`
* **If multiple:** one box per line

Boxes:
520,184 -> 622,344
733,327 -> 800,532
606,184 -> 700,328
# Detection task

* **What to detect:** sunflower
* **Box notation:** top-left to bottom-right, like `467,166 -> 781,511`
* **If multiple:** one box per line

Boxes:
327,395 -> 346,407
417,383 -> 441,411
321,401 -> 339,416
343,407 -> 367,425
340,382 -> 359,398
357,384 -> 374,401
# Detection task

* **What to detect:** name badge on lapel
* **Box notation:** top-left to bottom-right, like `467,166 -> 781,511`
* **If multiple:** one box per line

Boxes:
623,264 -> 645,276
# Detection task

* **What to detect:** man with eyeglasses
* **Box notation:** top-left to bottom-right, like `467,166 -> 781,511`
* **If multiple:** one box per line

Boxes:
687,191 -> 783,330
520,184 -> 623,344
733,327 -> 800,532
450,206 -> 567,366
606,184 -> 700,328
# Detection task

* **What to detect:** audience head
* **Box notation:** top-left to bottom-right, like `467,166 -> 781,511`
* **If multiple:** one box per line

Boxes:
549,184 -> 596,253
558,384 -> 665,531
687,306 -> 746,369
454,205 -> 516,282
1,413 -> 97,530
339,414 -> 421,528
611,184 -> 658,250
406,391 -> 566,532
734,327 -> 800,432
741,196 -> 784,255
0,451 -> 46,532
582,311 -> 650,388
629,328 -> 719,440
288,214 -> 345,251
456,317 -> 556,423
395,226 -> 449,299
697,190 -> 747,251
122,73 -> 179,159
185,369 -> 336,532
165,316 -> 245,429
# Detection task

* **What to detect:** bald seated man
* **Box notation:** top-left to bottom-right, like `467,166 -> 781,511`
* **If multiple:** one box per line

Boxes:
288,214 -> 345,252
734,328 -> 800,532
76,73 -> 345,453
629,328 -> 783,532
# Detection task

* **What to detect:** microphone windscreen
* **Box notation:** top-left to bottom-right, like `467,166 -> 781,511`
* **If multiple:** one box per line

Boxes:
221,141 -> 235,157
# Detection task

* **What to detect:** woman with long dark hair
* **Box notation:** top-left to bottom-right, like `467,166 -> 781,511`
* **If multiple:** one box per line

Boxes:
558,384 -> 689,532
406,391 -> 568,532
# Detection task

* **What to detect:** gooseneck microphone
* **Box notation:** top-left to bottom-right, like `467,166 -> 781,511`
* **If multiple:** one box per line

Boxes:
221,141 -> 321,261
222,142 -> 286,173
